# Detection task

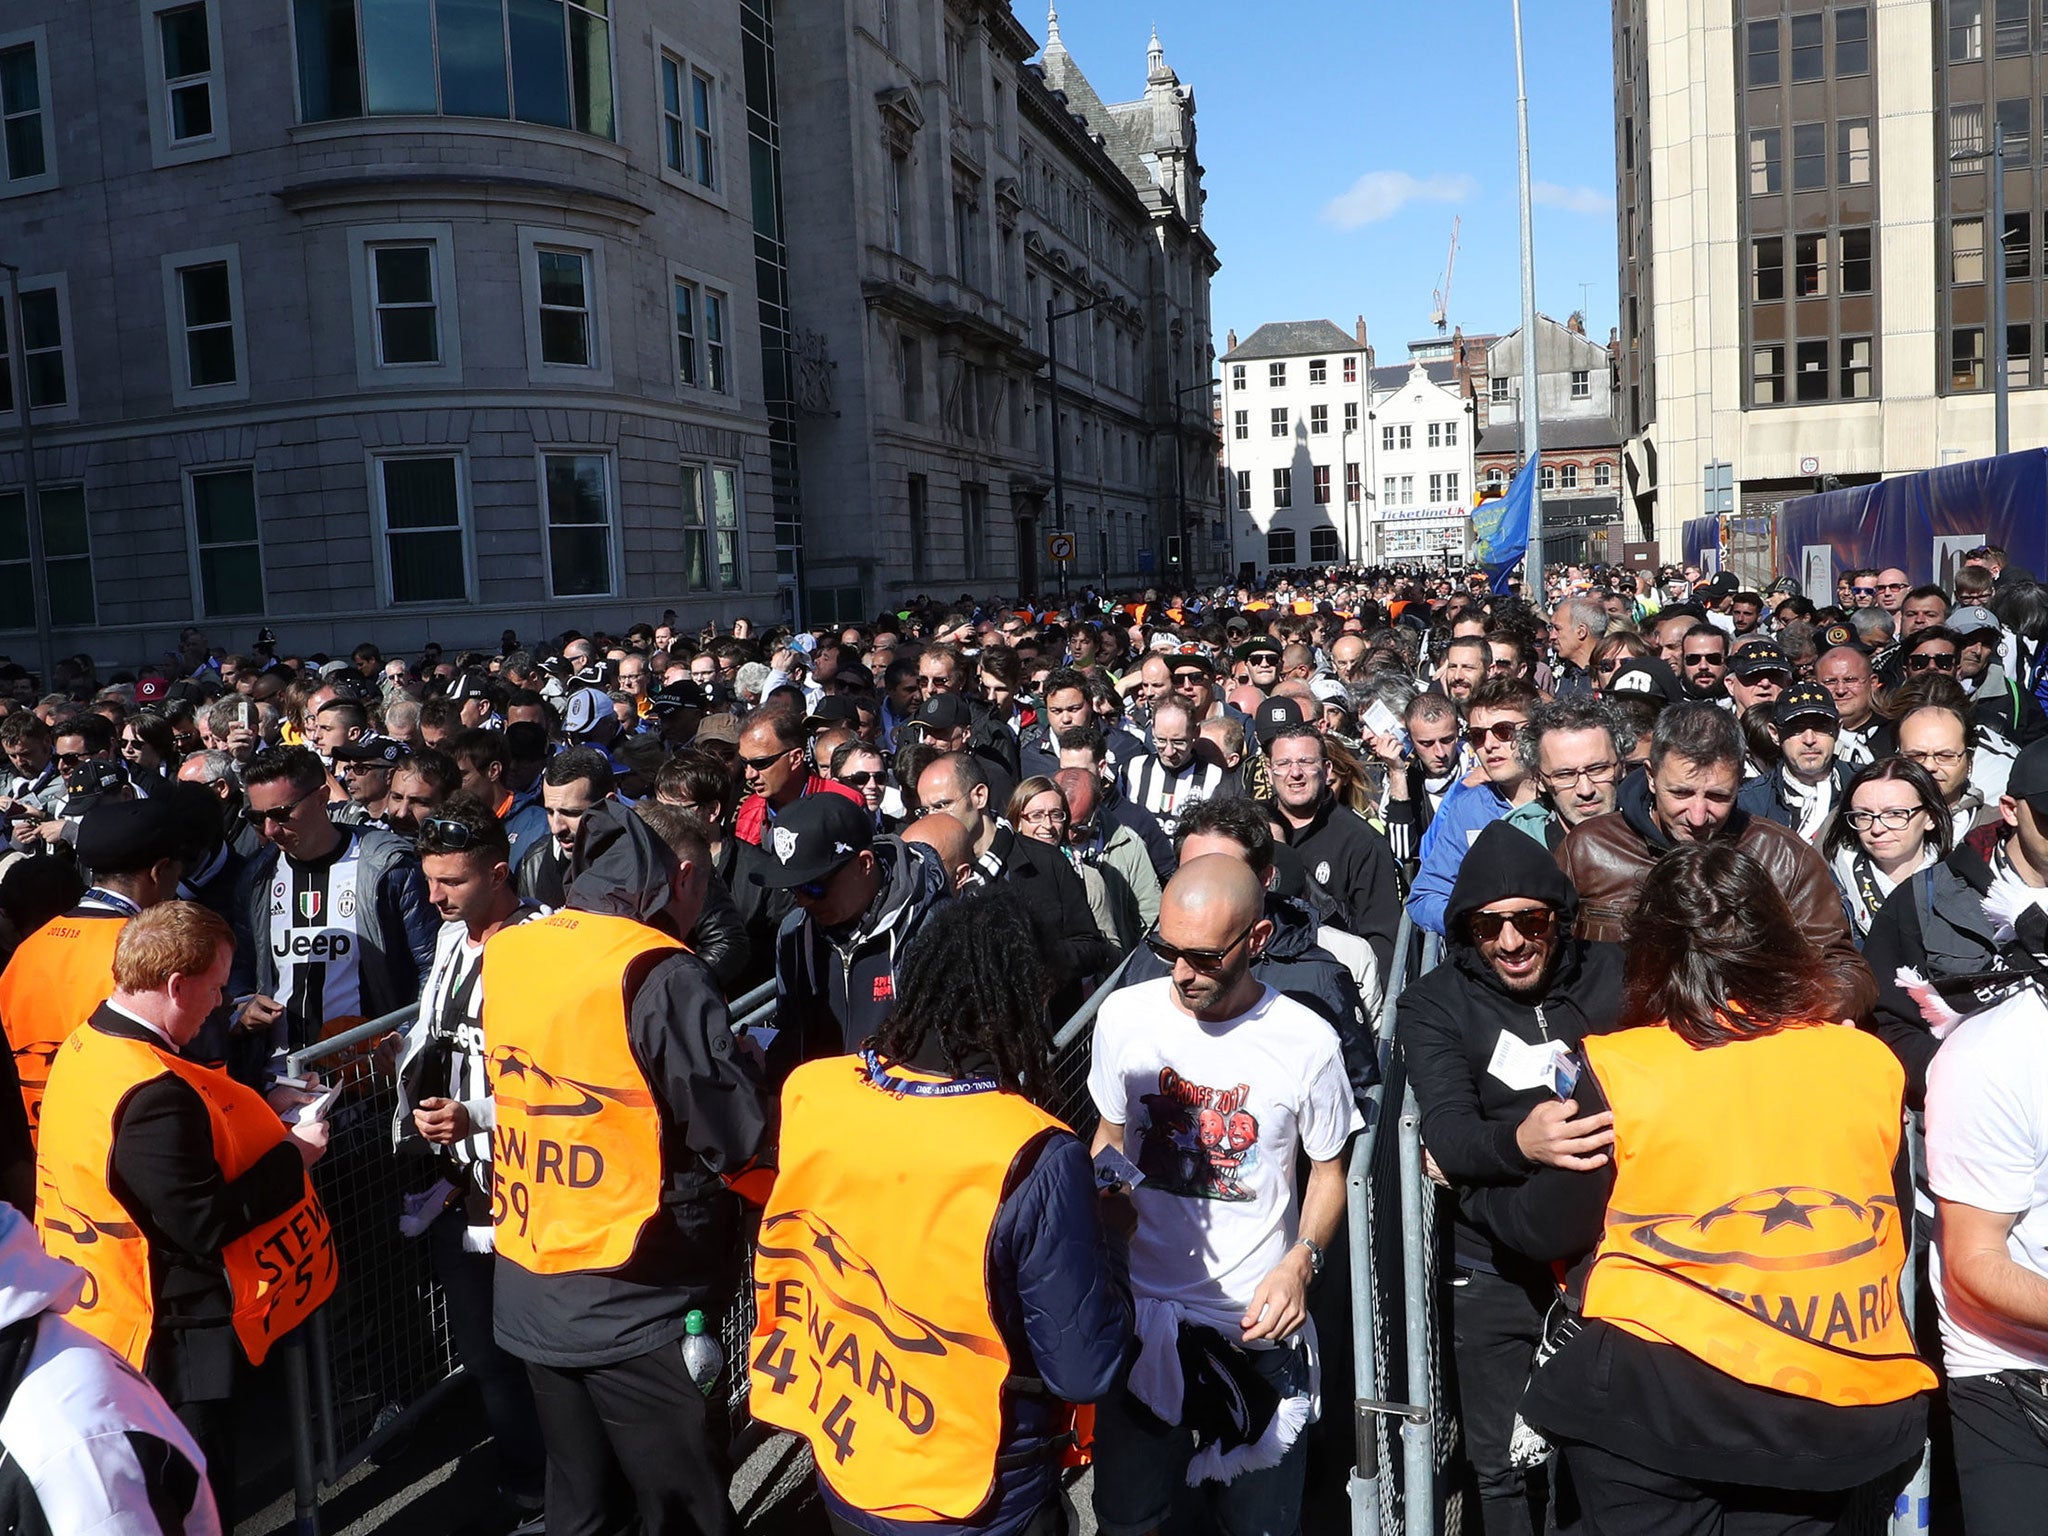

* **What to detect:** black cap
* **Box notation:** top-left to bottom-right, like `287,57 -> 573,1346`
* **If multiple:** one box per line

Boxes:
64,758 -> 128,799
445,672 -> 489,702
650,680 -> 708,717
1815,622 -> 1865,655
332,734 -> 411,765
1167,652 -> 1216,676
1771,681 -> 1839,729
1606,656 -> 1684,704
1253,695 -> 1306,744
751,792 -> 872,890
1729,641 -> 1791,677
913,694 -> 973,731
1235,638 -> 1283,663
2011,738 -> 2048,801
831,660 -> 875,692
806,696 -> 861,727
75,798 -> 183,875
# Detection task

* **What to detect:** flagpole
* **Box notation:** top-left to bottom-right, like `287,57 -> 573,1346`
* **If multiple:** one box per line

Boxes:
1512,0 -> 1543,596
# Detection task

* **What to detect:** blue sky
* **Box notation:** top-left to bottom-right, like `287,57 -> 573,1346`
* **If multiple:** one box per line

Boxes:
1039,0 -> 1621,358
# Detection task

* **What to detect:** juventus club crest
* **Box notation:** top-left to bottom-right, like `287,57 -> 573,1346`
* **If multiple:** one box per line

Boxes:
773,826 -> 800,864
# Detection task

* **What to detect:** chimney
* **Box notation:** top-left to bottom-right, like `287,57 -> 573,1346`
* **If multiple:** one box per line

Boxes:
1354,315 -> 1367,346
1568,312 -> 1585,336
1226,327 -> 1238,351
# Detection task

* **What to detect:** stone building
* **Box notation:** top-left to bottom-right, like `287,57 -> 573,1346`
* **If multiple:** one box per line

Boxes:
1474,313 -> 1624,563
0,0 -> 792,661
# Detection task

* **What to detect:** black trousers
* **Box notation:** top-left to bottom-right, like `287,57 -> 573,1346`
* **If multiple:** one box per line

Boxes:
428,1208 -> 545,1500
1949,1372 -> 2048,1535
174,1395 -> 237,1523
526,1343 -> 737,1536
1559,1441 -> 1848,1536
1450,1263 -> 1552,1536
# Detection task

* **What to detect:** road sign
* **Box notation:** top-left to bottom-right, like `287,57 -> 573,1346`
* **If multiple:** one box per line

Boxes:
1047,531 -> 1076,563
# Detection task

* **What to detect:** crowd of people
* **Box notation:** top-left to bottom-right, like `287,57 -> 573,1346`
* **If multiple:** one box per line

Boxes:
0,546 -> 2044,1533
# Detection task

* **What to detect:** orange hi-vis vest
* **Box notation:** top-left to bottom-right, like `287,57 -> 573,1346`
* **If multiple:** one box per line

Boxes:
482,910 -> 677,1275
35,1021 -> 336,1369
0,907 -> 128,1140
750,1055 -> 1067,1522
1582,1022 -> 1936,1407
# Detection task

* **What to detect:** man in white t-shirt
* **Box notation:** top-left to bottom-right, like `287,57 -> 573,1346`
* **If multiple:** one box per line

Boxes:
1088,855 -> 1359,1536
1926,979 -> 2048,1532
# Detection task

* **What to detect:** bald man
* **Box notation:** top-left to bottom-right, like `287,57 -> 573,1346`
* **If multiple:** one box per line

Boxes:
1056,767 -> 1161,942
900,812 -> 976,894
1085,855 -> 1362,1534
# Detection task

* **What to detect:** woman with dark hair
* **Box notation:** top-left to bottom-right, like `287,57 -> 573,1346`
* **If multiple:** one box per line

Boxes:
1466,843 -> 1933,1534
1005,775 -> 1068,846
751,891 -> 1131,1536
1824,757 -> 1951,940
120,711 -> 180,797
1589,631 -> 1654,694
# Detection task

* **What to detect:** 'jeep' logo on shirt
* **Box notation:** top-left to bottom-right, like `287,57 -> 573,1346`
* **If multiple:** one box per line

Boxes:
273,930 -> 353,960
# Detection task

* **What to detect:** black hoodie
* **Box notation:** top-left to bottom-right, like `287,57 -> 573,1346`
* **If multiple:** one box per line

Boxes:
1397,820 -> 1625,1272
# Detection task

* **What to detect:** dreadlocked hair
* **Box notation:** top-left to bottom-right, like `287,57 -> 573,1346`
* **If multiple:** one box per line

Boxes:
869,889 -> 1054,1103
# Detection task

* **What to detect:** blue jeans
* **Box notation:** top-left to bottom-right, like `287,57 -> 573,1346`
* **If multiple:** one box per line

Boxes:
1091,1337 -> 1311,1536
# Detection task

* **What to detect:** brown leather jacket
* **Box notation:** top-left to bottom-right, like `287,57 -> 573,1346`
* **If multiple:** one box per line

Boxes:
1556,787 -> 1876,1023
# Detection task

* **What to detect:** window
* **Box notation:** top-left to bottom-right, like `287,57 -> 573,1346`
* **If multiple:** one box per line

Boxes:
1308,358 -> 1327,385
676,279 -> 700,387
1755,238 -> 1786,303
1267,527 -> 1296,566
537,247 -> 591,366
1486,467 -> 1505,489
1270,407 -> 1289,437
1953,327 -> 1986,390
377,456 -> 469,603
153,3 -> 223,151
1429,472 -> 1444,501
1839,119 -> 1871,185
1952,104 -> 1986,167
1235,470 -> 1251,511
1398,424 -> 1412,450
704,290 -> 727,392
659,53 -> 714,186
962,483 -> 985,581
1399,474 -> 1414,504
1594,462 -> 1613,487
1999,98 -> 2031,167
1447,471 -> 1461,501
189,467 -> 263,615
1840,336 -> 1874,399
1789,14 -> 1823,80
163,251 -> 246,402
1563,464 -> 1584,490
1382,476 -> 1396,504
1310,526 -> 1340,563
1345,461 -> 1360,503
1795,233 -> 1830,297
1444,419 -> 1458,448
1997,0 -> 2030,54
1490,375 -> 1509,403
10,284 -> 66,409
0,487 -> 91,627
1428,422 -> 1442,448
1343,401 -> 1358,432
292,0 -> 616,138
1951,0 -> 1984,61
888,150 -> 909,254
905,473 -> 927,580
1539,465 -> 1556,491
1749,129 -> 1782,195
712,464 -> 742,588
1231,363 -> 1246,388
1793,123 -> 1827,190
0,32 -> 54,190
1268,362 -> 1286,386
1835,7 -> 1868,74
1272,467 -> 1291,507
1343,357 -> 1357,384
1954,217 -> 1986,284
1313,465 -> 1331,504
1310,404 -> 1328,435
2008,324 -> 2035,387
371,245 -> 439,365
1570,369 -> 1590,400
543,453 -> 613,596
1232,409 -> 1248,440
1747,19 -> 1780,85
689,66 -> 716,187
1753,345 -> 1786,404
1840,227 -> 1873,293
1381,424 -> 1395,452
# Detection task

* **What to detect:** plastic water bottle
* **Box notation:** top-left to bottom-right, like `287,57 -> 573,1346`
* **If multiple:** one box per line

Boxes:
681,1309 -> 723,1396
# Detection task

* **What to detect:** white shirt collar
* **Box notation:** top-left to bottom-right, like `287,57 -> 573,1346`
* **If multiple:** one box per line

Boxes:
103,998 -> 176,1049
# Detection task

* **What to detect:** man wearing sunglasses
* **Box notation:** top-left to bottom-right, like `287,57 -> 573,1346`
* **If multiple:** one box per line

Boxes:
1676,624 -> 1730,705
733,709 -> 864,852
1722,639 -> 1793,720
1087,856 -> 1362,1536
1402,821 -> 1625,1536
1408,679 -> 1543,936
1735,682 -> 1846,843
1951,605 -> 2048,747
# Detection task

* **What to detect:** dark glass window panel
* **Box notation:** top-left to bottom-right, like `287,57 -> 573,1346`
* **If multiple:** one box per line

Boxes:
435,0 -> 511,116
1754,237 -> 1785,301
379,308 -> 439,364
1,119 -> 42,182
0,46 -> 40,114
2007,212 -> 2032,277
46,558 -> 94,627
193,469 -> 257,544
200,544 -> 263,616
1996,0 -> 2030,54
509,0 -> 571,128
1840,338 -> 1874,399
186,326 -> 237,386
1747,20 -> 1779,85
1835,7 -> 1868,73
0,309 -> 10,414
24,352 -> 64,408
1793,123 -> 1827,189
1951,0 -> 1985,62
0,494 -> 25,562
0,567 -> 27,618
293,0 -> 363,120
1999,98 -> 2031,165
539,310 -> 588,366
390,530 -> 466,601
567,7 -> 613,138
537,249 -> 584,308
382,457 -> 460,529
17,288 -> 61,351
374,245 -> 433,305
1795,340 -> 1830,401
181,263 -> 232,327
1789,14 -> 1823,80
38,487 -> 85,558
158,6 -> 211,79
169,83 -> 213,139
361,0 -> 437,114
1840,228 -> 1873,292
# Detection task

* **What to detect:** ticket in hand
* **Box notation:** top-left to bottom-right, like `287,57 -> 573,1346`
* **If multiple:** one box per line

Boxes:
1092,1144 -> 1146,1191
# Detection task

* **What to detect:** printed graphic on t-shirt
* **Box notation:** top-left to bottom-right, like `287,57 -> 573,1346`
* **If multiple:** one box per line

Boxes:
1134,1067 -> 1260,1202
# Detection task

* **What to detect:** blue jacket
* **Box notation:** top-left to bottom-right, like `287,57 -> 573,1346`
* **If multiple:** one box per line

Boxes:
1735,763 -> 1844,835
1407,776 -> 1513,935
822,1127 -> 1132,1536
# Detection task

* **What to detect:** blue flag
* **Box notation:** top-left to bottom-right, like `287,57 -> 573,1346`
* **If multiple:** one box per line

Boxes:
1471,454 -> 1538,593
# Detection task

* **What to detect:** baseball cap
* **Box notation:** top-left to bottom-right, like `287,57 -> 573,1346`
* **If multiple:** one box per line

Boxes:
694,714 -> 742,748
913,694 -> 973,732
1948,605 -> 2000,639
135,676 -> 169,706
1605,656 -> 1684,704
76,799 -> 184,875
806,696 -> 861,728
2011,737 -> 2048,802
1814,621 -> 1865,655
1252,695 -> 1306,744
1308,677 -> 1349,706
650,681 -> 708,717
445,672 -> 489,703
331,734 -> 411,765
1771,681 -> 1839,730
1235,638 -> 1283,663
64,758 -> 129,802
1728,642 -> 1791,678
561,687 -> 616,739
751,792 -> 873,890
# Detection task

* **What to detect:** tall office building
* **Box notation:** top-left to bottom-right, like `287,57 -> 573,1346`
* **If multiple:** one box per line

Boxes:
1613,0 -> 2048,554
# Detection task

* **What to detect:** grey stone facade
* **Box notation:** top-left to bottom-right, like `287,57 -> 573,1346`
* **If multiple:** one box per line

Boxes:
1,0 -> 782,666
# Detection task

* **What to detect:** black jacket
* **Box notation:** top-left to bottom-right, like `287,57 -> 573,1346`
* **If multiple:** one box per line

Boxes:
712,834 -> 790,995
1271,795 -> 1402,978
1861,836 -> 2002,1106
986,826 -> 1119,1020
1399,821 -> 1625,1271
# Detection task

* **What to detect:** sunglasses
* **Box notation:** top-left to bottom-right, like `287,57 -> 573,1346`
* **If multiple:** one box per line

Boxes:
1852,586 -> 1878,596
1682,651 -> 1726,667
1906,652 -> 1959,672
1737,669 -> 1793,687
252,785 -> 323,826
739,749 -> 795,771
53,751 -> 87,767
419,816 -> 486,850
1470,721 -> 1524,744
1144,920 -> 1256,972
837,771 -> 883,788
1467,906 -> 1558,943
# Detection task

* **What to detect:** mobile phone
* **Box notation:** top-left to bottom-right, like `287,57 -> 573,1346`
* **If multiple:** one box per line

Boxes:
1550,1048 -> 1581,1101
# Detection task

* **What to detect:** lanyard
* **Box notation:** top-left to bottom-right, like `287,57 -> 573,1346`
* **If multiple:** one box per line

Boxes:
82,887 -> 142,918
861,1049 -> 1000,1098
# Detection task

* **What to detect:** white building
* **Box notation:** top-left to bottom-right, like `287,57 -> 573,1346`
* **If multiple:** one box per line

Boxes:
1370,361 -> 1474,562
1219,319 -> 1372,572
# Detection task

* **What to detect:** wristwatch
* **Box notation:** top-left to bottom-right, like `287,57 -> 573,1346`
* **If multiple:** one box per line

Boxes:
1295,1236 -> 1325,1277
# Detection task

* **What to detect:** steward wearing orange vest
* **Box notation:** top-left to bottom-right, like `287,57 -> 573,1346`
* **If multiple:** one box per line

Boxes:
751,893 -> 1130,1536
0,799 -> 187,1166
484,802 -> 766,1536
1465,844 -> 1932,1531
34,901 -> 334,1519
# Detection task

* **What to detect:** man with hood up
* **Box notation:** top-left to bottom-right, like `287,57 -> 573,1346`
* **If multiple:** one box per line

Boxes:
481,800 -> 766,1536
1399,821 -> 1625,1536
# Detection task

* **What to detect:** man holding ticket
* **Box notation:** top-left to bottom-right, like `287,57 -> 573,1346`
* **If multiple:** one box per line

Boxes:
1400,820 -> 1625,1536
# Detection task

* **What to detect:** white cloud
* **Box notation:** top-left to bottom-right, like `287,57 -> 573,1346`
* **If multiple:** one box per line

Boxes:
1532,182 -> 1612,215
1319,170 -> 1476,230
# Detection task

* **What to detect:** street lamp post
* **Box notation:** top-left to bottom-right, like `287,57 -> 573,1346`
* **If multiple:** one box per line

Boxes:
0,262 -> 54,693
1045,291 -> 1112,599
1511,0 -> 1545,591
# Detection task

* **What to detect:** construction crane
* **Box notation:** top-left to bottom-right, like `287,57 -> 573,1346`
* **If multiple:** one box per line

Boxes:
1430,217 -> 1461,334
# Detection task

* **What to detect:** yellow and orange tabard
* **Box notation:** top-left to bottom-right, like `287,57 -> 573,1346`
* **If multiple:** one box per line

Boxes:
481,910 -> 678,1274
35,1021 -> 336,1369
750,1054 -> 1067,1523
1581,1022 -> 1936,1407
0,906 -> 128,1139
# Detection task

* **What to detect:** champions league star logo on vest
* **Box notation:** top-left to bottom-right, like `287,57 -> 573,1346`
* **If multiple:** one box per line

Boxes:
773,826 -> 800,864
